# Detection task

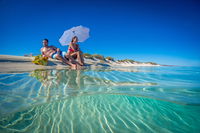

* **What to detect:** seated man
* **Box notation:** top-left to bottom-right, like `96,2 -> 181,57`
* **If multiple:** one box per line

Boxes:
40,39 -> 76,69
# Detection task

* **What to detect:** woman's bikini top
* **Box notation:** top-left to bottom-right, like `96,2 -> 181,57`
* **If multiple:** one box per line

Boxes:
69,44 -> 79,52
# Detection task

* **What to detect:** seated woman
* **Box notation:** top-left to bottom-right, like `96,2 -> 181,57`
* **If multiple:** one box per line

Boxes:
66,36 -> 84,66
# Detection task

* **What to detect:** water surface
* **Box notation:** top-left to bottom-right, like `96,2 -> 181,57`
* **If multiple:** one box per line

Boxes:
0,66 -> 200,132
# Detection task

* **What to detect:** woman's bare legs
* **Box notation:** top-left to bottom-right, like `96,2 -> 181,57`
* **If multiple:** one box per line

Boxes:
79,51 -> 84,66
55,54 -> 77,69
70,51 -> 84,66
65,53 -> 77,64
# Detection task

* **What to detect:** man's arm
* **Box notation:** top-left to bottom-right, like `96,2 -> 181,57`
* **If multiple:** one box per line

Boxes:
50,45 -> 57,50
50,45 -> 60,54
40,48 -> 46,57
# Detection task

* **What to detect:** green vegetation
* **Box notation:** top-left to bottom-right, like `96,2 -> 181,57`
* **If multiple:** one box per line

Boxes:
105,56 -> 114,61
82,53 -> 158,65
117,59 -> 136,63
92,54 -> 105,60
145,62 -> 158,65
83,53 -> 105,61
83,53 -> 105,60
83,53 -> 93,59
99,60 -> 105,63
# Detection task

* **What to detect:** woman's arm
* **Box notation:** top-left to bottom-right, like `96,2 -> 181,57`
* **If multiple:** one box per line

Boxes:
69,42 -> 76,51
76,44 -> 80,51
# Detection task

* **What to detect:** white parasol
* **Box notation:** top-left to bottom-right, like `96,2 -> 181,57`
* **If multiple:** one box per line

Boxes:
59,25 -> 90,46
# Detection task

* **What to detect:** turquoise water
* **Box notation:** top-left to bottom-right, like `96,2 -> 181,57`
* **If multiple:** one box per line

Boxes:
0,66 -> 200,133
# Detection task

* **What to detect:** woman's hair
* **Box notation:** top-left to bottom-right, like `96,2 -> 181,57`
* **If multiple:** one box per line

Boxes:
71,36 -> 78,42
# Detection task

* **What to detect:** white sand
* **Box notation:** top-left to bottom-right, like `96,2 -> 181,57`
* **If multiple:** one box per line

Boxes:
0,55 -> 160,73
0,55 -> 69,73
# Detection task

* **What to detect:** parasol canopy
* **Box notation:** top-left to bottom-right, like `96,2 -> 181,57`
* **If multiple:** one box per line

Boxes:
59,25 -> 90,46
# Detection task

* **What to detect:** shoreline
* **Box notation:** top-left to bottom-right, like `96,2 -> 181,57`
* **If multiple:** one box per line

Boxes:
0,55 -> 162,73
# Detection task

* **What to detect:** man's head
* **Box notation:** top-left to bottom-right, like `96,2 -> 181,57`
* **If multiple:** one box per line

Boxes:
71,36 -> 78,43
42,39 -> 48,47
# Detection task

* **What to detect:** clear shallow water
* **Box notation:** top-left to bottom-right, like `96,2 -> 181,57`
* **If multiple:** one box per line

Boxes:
0,66 -> 200,133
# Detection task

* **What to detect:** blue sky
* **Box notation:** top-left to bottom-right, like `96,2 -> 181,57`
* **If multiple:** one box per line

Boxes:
0,0 -> 200,66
